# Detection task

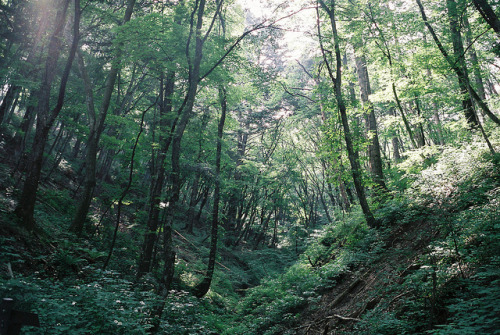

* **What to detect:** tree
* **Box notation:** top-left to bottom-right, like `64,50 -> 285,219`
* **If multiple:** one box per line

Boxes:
15,0 -> 80,229
193,86 -> 226,298
416,0 -> 500,128
472,0 -> 500,37
447,0 -> 478,128
70,0 -> 136,236
317,0 -> 377,228
354,50 -> 387,191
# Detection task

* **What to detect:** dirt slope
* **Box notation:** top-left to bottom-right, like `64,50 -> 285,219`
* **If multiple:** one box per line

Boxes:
294,219 -> 436,334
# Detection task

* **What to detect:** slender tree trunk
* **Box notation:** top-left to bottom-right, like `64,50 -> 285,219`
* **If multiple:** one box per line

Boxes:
432,104 -> 445,145
4,91 -> 20,126
71,136 -> 82,159
184,108 -> 210,233
416,0 -> 500,127
363,2 -> 419,149
447,0 -> 478,128
185,174 -> 201,234
464,12 -> 486,102
224,115 -> 247,233
137,70 -> 175,277
103,102 -> 149,270
253,207 -> 273,249
472,0 -> 500,37
70,0 -> 136,235
195,185 -> 210,224
426,66 -> 445,145
193,87 -> 226,298
0,85 -> 19,125
388,107 -> 402,160
71,51 -> 98,236
414,97 -> 426,147
15,0 -> 78,229
152,0 -> 212,299
486,77 -> 498,96
147,4 -> 227,323
318,0 -> 377,228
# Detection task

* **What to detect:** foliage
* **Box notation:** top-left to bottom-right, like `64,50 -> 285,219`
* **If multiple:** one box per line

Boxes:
352,142 -> 500,335
0,271 -> 156,334
225,211 -> 380,334
1,0 -> 499,333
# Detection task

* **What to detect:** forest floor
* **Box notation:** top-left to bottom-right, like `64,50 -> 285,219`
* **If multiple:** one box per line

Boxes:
1,143 -> 499,335
284,146 -> 500,334
295,219 -> 437,334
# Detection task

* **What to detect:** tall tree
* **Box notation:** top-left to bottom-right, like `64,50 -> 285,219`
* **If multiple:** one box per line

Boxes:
137,70 -> 176,277
361,1 -> 420,149
15,0 -> 80,229
194,86 -> 227,298
354,50 -> 387,191
416,0 -> 500,127
463,10 -> 486,102
472,0 -> 500,37
318,0 -> 377,228
70,0 -> 136,236
446,0 -> 478,128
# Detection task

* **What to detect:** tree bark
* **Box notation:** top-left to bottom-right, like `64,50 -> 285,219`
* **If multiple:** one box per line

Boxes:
0,85 -> 19,125
70,0 -> 136,235
472,0 -> 500,37
389,107 -> 402,160
416,0 -> 500,127
193,86 -> 226,298
354,51 -> 387,191
447,0 -> 478,128
137,70 -> 176,277
15,0 -> 78,229
463,11 -> 486,102
413,97 -> 426,147
318,0 -> 377,228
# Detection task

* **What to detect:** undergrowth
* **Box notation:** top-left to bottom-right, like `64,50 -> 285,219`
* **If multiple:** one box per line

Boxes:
352,143 -> 500,334
1,142 -> 498,334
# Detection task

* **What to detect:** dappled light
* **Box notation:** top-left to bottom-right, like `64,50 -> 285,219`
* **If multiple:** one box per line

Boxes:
0,0 -> 499,334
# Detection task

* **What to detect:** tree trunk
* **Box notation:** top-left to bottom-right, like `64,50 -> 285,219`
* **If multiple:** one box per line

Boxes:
414,97 -> 426,147
193,86 -> 226,298
472,0 -> 500,37
464,11 -> 486,102
70,0 -> 136,235
15,0 -> 77,229
0,85 -> 19,125
70,51 -> 99,236
103,100 -> 149,270
417,0 -> 500,127
447,0 -> 479,128
318,0 -> 377,228
224,114 -> 248,233
151,0 -> 211,295
354,51 -> 387,191
137,70 -> 176,277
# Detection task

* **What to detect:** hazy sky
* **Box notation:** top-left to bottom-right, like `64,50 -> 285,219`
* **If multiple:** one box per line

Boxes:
236,0 -> 317,61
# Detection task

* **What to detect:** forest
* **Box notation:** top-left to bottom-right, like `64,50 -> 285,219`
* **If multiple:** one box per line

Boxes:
0,0 -> 499,333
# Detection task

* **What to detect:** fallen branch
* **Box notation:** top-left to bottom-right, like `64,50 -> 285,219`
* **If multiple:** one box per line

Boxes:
329,277 -> 363,308
173,229 -> 231,272
326,314 -> 364,322
293,312 -> 364,332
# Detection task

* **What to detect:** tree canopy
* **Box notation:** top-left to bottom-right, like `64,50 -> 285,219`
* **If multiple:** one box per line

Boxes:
0,0 -> 499,333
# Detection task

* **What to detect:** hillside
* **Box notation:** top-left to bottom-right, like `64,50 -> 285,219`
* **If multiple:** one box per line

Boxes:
225,144 -> 500,334
2,142 -> 499,334
1,0 -> 500,334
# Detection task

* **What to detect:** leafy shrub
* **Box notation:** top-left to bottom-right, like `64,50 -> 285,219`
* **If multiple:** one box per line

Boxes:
429,262 -> 500,335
